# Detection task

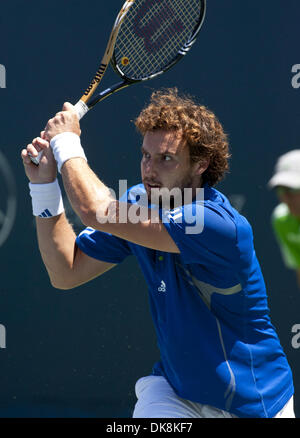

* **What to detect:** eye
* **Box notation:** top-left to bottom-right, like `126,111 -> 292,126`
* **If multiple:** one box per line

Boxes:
142,151 -> 150,159
163,155 -> 172,161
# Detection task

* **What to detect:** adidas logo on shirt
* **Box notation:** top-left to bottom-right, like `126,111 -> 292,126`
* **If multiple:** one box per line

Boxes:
158,280 -> 166,293
38,209 -> 53,218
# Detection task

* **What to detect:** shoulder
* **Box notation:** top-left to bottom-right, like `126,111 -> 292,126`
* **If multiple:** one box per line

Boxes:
203,187 -> 255,261
161,186 -> 240,250
203,186 -> 250,235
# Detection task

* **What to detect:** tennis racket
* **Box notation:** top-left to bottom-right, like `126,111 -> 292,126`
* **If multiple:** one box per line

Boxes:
31,0 -> 206,165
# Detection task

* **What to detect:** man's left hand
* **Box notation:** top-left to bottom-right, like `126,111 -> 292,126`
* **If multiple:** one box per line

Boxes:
45,102 -> 81,141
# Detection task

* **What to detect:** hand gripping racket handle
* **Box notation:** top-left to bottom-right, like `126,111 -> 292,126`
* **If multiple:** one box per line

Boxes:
30,100 -> 89,165
30,0 -> 136,166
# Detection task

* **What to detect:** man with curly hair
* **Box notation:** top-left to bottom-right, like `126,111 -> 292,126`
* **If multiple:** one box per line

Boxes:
22,88 -> 294,418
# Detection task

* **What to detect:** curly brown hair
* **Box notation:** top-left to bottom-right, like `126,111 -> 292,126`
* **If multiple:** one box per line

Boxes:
134,88 -> 230,186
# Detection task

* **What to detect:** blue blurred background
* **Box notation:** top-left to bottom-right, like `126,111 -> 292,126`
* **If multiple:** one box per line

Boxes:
0,0 -> 299,418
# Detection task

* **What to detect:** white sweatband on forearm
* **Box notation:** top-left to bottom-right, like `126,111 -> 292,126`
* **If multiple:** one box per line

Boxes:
50,132 -> 87,173
29,179 -> 64,218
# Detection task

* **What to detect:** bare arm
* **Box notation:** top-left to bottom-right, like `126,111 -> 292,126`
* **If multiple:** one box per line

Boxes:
36,213 -> 115,289
21,132 -> 115,290
60,158 -> 179,252
42,102 -> 179,253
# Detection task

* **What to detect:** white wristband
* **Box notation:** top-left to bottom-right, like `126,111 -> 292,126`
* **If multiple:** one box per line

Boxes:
50,132 -> 87,173
29,179 -> 64,218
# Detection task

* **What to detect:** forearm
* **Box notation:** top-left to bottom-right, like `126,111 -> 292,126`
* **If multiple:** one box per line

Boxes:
22,122 -> 116,289
36,213 -> 77,288
43,106 -> 116,229
40,104 -> 178,252
61,158 -> 114,228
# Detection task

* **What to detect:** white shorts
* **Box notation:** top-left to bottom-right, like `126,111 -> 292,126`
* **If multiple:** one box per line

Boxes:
132,375 -> 295,418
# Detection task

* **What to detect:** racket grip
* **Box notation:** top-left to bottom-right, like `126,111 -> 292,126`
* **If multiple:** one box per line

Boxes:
30,151 -> 43,165
29,100 -> 89,165
74,100 -> 89,120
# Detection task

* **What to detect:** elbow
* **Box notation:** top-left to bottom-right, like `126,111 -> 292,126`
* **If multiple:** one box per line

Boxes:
52,283 -> 74,291
79,200 -> 117,229
49,276 -> 78,291
77,205 -> 99,229
80,212 -> 95,229
43,260 -> 82,291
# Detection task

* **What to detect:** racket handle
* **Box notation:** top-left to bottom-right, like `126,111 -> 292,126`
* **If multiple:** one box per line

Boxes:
30,151 -> 43,165
74,100 -> 89,120
29,100 -> 89,165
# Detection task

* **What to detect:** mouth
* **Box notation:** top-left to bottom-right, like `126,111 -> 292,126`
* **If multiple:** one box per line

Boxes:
143,181 -> 162,191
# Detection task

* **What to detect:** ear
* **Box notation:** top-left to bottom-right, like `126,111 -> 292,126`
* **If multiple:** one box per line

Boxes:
193,158 -> 210,176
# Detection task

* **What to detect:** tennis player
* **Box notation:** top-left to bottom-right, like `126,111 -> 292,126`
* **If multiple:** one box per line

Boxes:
22,89 -> 295,418
269,150 -> 300,287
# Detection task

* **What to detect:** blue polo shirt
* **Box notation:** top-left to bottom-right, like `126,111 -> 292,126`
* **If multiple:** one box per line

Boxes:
75,183 -> 293,418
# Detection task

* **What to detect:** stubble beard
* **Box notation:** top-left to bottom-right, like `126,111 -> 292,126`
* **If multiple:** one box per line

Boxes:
146,172 -> 197,209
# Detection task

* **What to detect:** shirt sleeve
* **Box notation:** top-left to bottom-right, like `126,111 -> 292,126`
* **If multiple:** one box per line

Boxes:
76,227 -> 132,264
160,201 -> 238,267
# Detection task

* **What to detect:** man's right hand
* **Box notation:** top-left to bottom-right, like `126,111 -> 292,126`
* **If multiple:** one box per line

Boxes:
21,131 -> 57,184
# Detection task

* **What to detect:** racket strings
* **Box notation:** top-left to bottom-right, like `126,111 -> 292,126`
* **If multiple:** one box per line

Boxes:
114,0 -> 201,80
117,0 -> 195,75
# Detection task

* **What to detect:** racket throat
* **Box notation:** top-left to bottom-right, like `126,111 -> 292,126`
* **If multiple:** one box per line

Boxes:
87,80 -> 132,108
82,63 -> 108,100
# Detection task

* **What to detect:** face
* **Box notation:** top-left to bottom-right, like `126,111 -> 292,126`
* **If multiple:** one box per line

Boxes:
276,186 -> 300,217
141,130 -> 209,202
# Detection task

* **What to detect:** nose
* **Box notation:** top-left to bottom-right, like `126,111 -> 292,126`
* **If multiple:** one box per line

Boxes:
142,157 -> 157,178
